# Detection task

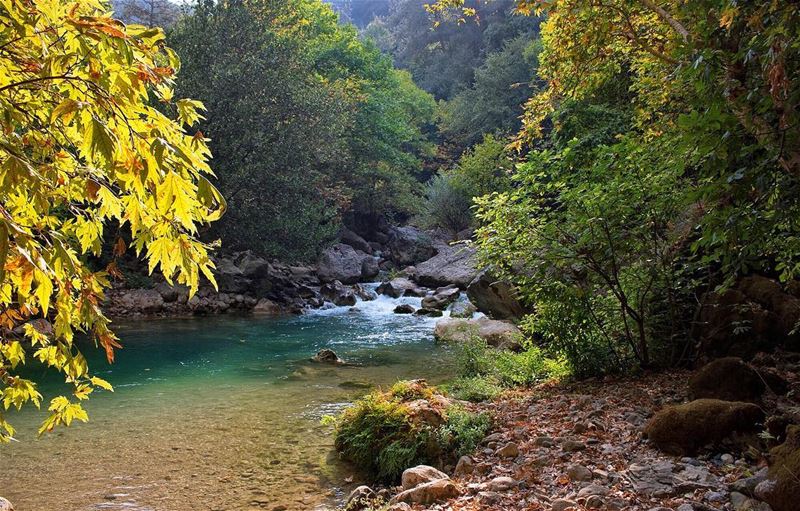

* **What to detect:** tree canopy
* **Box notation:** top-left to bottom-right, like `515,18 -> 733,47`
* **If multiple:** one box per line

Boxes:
0,0 -> 222,439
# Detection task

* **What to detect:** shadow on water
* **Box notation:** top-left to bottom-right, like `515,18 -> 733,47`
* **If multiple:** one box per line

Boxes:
0,289 -> 456,511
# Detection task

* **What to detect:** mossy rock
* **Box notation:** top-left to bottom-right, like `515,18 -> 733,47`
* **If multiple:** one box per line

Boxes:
758,425 -> 800,511
643,399 -> 765,455
689,357 -> 765,402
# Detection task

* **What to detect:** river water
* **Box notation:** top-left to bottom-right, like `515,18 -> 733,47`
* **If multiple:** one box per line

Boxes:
0,287 -> 457,511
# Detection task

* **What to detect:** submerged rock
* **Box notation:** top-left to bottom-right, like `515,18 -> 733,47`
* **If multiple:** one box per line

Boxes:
310,349 -> 344,365
421,285 -> 460,310
643,399 -> 765,455
376,278 -> 424,298
394,304 -> 415,314
414,307 -> 443,317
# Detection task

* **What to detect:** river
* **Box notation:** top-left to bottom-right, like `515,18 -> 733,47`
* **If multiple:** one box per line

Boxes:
0,286 -> 457,510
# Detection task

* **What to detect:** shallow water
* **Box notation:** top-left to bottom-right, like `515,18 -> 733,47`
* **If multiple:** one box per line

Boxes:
0,288 -> 456,511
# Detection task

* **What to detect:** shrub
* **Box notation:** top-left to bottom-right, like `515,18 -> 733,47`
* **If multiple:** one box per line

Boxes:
330,380 -> 491,482
444,376 -> 503,402
421,174 -> 473,233
455,337 -> 568,387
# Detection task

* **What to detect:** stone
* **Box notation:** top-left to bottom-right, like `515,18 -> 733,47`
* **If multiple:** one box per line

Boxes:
730,467 -> 769,496
413,243 -> 479,288
387,504 -> 412,511
345,486 -> 376,511
756,425 -> 800,511
401,465 -> 449,491
252,298 -> 282,315
310,349 -> 344,365
352,284 -> 377,301
454,456 -> 474,476
433,317 -> 523,350
320,281 -> 357,306
390,478 -> 460,506
414,307 -> 443,317
567,464 -> 593,482
449,300 -> 478,319
467,270 -> 529,320
643,399 -> 765,455
577,484 -> 609,497
394,304 -> 415,314
318,244 -> 370,284
376,278 -> 422,298
584,495 -> 604,509
421,286 -> 460,310
689,357 -> 765,403
486,476 -> 517,491
116,288 -> 164,314
562,439 -> 586,452
0,498 -> 12,511
496,442 -> 519,458
360,257 -> 380,280
340,227 -> 372,254
386,226 -> 437,267
534,436 -> 555,447
551,499 -> 577,511
676,504 -> 694,511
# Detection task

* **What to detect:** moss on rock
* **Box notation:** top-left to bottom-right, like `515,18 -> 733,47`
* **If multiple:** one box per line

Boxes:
643,399 -> 765,455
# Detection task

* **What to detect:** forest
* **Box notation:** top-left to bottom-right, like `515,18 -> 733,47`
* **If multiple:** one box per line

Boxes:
1,1 -> 799,511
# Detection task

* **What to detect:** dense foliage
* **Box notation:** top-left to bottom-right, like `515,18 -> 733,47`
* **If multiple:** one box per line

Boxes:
463,0 -> 800,375
0,0 -> 222,439
170,0 -> 435,260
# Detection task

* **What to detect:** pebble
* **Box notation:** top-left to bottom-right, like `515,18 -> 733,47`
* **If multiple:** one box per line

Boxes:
677,504 -> 694,511
496,442 -> 519,458
486,476 -> 517,492
566,464 -> 593,482
577,484 -> 609,497
551,498 -> 577,511
721,453 -> 735,464
534,436 -> 555,447
562,439 -> 586,452
585,495 -> 604,509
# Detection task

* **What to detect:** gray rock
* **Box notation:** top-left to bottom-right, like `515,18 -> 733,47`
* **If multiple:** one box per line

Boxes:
433,317 -> 523,350
421,286 -> 460,310
730,467 -> 768,496
567,464 -> 593,482
340,227 -> 372,254
394,304 -> 415,314
562,439 -> 586,452
449,300 -> 477,319
320,280 -> 356,306
467,270 -> 529,320
376,278 -> 422,298
454,456 -> 474,476
361,257 -> 380,280
585,495 -> 605,509
414,307 -> 444,317
413,243 -> 479,288
551,499 -> 577,511
318,244 -> 370,284
387,226 -> 437,266
252,298 -> 282,315
486,476 -> 517,491
577,484 -> 609,497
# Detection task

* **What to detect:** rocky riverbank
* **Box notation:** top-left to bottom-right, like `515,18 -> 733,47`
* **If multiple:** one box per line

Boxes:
105,223 -> 527,323
341,352 -> 800,511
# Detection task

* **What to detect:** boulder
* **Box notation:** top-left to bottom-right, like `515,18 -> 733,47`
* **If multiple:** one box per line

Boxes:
689,357 -> 765,402
390,478 -> 460,506
340,227 -> 372,254
353,284 -> 377,301
376,278 -> 424,298
360,257 -> 380,280
643,399 -> 765,455
449,301 -> 477,319
421,286 -> 460,310
467,270 -> 528,320
311,349 -> 344,365
414,308 -> 443,317
434,317 -> 523,350
454,456 -> 475,476
253,298 -> 282,315
320,281 -> 357,306
401,465 -> 449,491
387,226 -> 437,266
345,485 -> 377,511
318,244 -> 370,284
413,243 -> 479,288
756,425 -> 800,511
394,304 -> 415,314
234,251 -> 271,278
116,288 -> 164,314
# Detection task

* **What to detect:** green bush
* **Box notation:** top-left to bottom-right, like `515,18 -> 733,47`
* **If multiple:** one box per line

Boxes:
421,174 -> 473,233
455,337 -> 568,387
444,376 -> 503,402
330,380 -> 491,482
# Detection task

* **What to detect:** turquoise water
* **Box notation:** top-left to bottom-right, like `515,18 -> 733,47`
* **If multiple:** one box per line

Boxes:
0,289 -> 456,511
